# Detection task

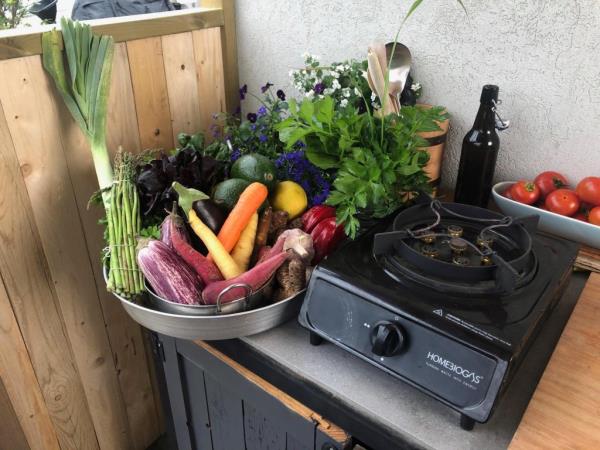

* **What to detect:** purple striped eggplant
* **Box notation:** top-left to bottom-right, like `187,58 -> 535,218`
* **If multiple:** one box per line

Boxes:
160,210 -> 190,248
137,239 -> 203,305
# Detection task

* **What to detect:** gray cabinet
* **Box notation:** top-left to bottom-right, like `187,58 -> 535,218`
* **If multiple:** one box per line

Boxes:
159,336 -> 351,450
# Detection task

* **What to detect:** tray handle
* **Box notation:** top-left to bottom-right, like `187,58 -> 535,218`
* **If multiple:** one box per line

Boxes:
216,283 -> 253,313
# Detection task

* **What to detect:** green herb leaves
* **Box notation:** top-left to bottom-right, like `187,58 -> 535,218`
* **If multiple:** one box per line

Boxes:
277,96 -> 448,238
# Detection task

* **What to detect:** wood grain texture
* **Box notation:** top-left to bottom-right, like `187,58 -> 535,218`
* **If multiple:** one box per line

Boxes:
197,342 -> 351,444
0,376 -> 29,450
510,273 -> 600,449
0,8 -> 224,60
127,37 -> 174,151
162,32 -> 203,143
203,0 -> 240,113
0,56 -> 130,450
0,85 -> 98,450
575,246 -> 600,273
204,373 -> 246,450
56,42 -> 160,450
0,271 -> 58,450
192,28 -> 226,135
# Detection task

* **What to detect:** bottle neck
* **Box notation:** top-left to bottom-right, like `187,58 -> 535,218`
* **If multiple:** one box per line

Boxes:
472,102 -> 496,130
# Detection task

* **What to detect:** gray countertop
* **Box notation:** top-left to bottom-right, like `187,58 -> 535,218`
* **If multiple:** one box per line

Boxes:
241,272 -> 588,450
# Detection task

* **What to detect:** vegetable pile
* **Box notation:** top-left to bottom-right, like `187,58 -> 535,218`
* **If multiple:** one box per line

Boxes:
502,171 -> 600,226
135,167 -> 346,307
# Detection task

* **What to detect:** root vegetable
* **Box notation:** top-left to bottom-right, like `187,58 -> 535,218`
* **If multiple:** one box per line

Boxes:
231,212 -> 258,271
202,251 -> 289,304
189,210 -> 243,279
251,207 -> 272,266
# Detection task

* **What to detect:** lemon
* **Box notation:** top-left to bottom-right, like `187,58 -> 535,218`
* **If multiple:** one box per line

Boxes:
271,181 -> 308,219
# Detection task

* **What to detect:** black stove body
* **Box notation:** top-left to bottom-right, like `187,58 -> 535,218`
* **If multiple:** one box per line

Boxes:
299,202 -> 578,429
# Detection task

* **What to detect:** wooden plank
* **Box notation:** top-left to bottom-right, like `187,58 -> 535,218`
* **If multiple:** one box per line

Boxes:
196,341 -> 351,445
0,91 -> 98,450
0,274 -> 58,450
0,8 -> 224,60
204,373 -> 246,450
203,0 -> 240,113
510,273 -> 600,449
180,356 -> 213,450
575,245 -> 600,273
54,46 -> 160,449
162,32 -> 203,143
127,37 -> 174,150
0,55 -> 131,450
0,376 -> 29,450
192,28 -> 226,135
107,43 -> 142,155
243,401 -> 286,450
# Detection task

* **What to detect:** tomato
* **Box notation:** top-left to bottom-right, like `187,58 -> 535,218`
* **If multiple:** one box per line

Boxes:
534,171 -> 568,198
576,177 -> 600,206
545,189 -> 580,216
510,180 -> 540,205
503,188 -> 513,200
589,207 -> 600,226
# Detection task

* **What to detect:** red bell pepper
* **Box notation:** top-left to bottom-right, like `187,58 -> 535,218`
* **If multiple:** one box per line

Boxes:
310,216 -> 345,264
302,205 -> 336,233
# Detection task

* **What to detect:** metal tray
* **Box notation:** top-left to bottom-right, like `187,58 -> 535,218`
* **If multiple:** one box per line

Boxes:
103,265 -> 304,340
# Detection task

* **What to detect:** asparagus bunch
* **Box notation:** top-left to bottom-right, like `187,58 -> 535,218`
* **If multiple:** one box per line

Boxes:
107,150 -> 144,297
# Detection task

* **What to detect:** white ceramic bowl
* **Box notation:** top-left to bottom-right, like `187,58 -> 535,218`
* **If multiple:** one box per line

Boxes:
492,181 -> 600,249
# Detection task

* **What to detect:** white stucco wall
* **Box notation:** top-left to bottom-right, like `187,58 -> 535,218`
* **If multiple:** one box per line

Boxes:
233,0 -> 600,189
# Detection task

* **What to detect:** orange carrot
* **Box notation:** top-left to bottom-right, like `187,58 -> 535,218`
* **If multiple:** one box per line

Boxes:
216,182 -> 268,253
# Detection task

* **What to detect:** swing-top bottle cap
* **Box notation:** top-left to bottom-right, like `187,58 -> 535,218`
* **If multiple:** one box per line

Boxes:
480,85 -> 499,104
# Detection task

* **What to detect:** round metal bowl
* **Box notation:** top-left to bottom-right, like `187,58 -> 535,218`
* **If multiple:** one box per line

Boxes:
103,265 -> 304,340
146,280 -> 270,316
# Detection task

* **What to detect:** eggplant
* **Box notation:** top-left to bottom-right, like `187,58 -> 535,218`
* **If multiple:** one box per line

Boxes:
192,199 -> 227,235
137,239 -> 203,305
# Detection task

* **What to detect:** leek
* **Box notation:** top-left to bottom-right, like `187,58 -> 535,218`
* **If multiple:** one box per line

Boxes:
42,17 -> 114,207
43,19 -> 142,296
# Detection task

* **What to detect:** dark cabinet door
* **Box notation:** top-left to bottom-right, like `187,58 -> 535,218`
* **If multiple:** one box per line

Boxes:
159,336 -> 351,450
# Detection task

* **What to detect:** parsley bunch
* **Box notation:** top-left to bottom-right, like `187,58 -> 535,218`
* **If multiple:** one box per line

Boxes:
277,96 -> 448,238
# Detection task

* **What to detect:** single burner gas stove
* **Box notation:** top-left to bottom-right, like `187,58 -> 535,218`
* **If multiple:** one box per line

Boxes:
299,201 -> 578,430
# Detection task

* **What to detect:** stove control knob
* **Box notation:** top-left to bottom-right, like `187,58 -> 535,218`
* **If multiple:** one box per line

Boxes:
370,321 -> 405,357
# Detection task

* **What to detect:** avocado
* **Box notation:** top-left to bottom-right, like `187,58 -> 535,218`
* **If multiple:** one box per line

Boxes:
213,178 -> 269,212
230,153 -> 277,191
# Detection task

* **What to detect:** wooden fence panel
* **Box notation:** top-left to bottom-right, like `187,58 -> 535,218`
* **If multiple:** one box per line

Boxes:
57,42 -> 160,450
192,28 -> 227,136
162,32 -> 203,143
127,37 -> 174,151
0,56 -> 131,450
0,5 -> 237,449
0,97 -> 98,449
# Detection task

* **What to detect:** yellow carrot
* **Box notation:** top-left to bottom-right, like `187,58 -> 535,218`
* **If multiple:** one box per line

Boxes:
231,212 -> 258,271
188,210 -> 243,279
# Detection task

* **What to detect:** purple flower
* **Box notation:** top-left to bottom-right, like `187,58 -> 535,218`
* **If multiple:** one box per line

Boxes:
231,149 -> 242,162
261,82 -> 273,93
247,113 -> 257,123
275,150 -> 331,206
276,89 -> 286,101
259,134 -> 268,143
250,123 -> 257,131
239,84 -> 248,100
257,105 -> 267,117
314,82 -> 325,95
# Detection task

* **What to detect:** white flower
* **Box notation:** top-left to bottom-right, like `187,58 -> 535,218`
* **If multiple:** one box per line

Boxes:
372,101 -> 380,109
343,88 -> 351,98
324,88 -> 334,95
370,92 -> 377,101
336,65 -> 345,73
361,70 -> 368,80
344,64 -> 350,70
331,71 -> 340,79
301,69 -> 307,75
305,90 -> 314,98
332,79 -> 341,90
354,87 -> 361,96
411,82 -> 422,92
340,99 -> 349,107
